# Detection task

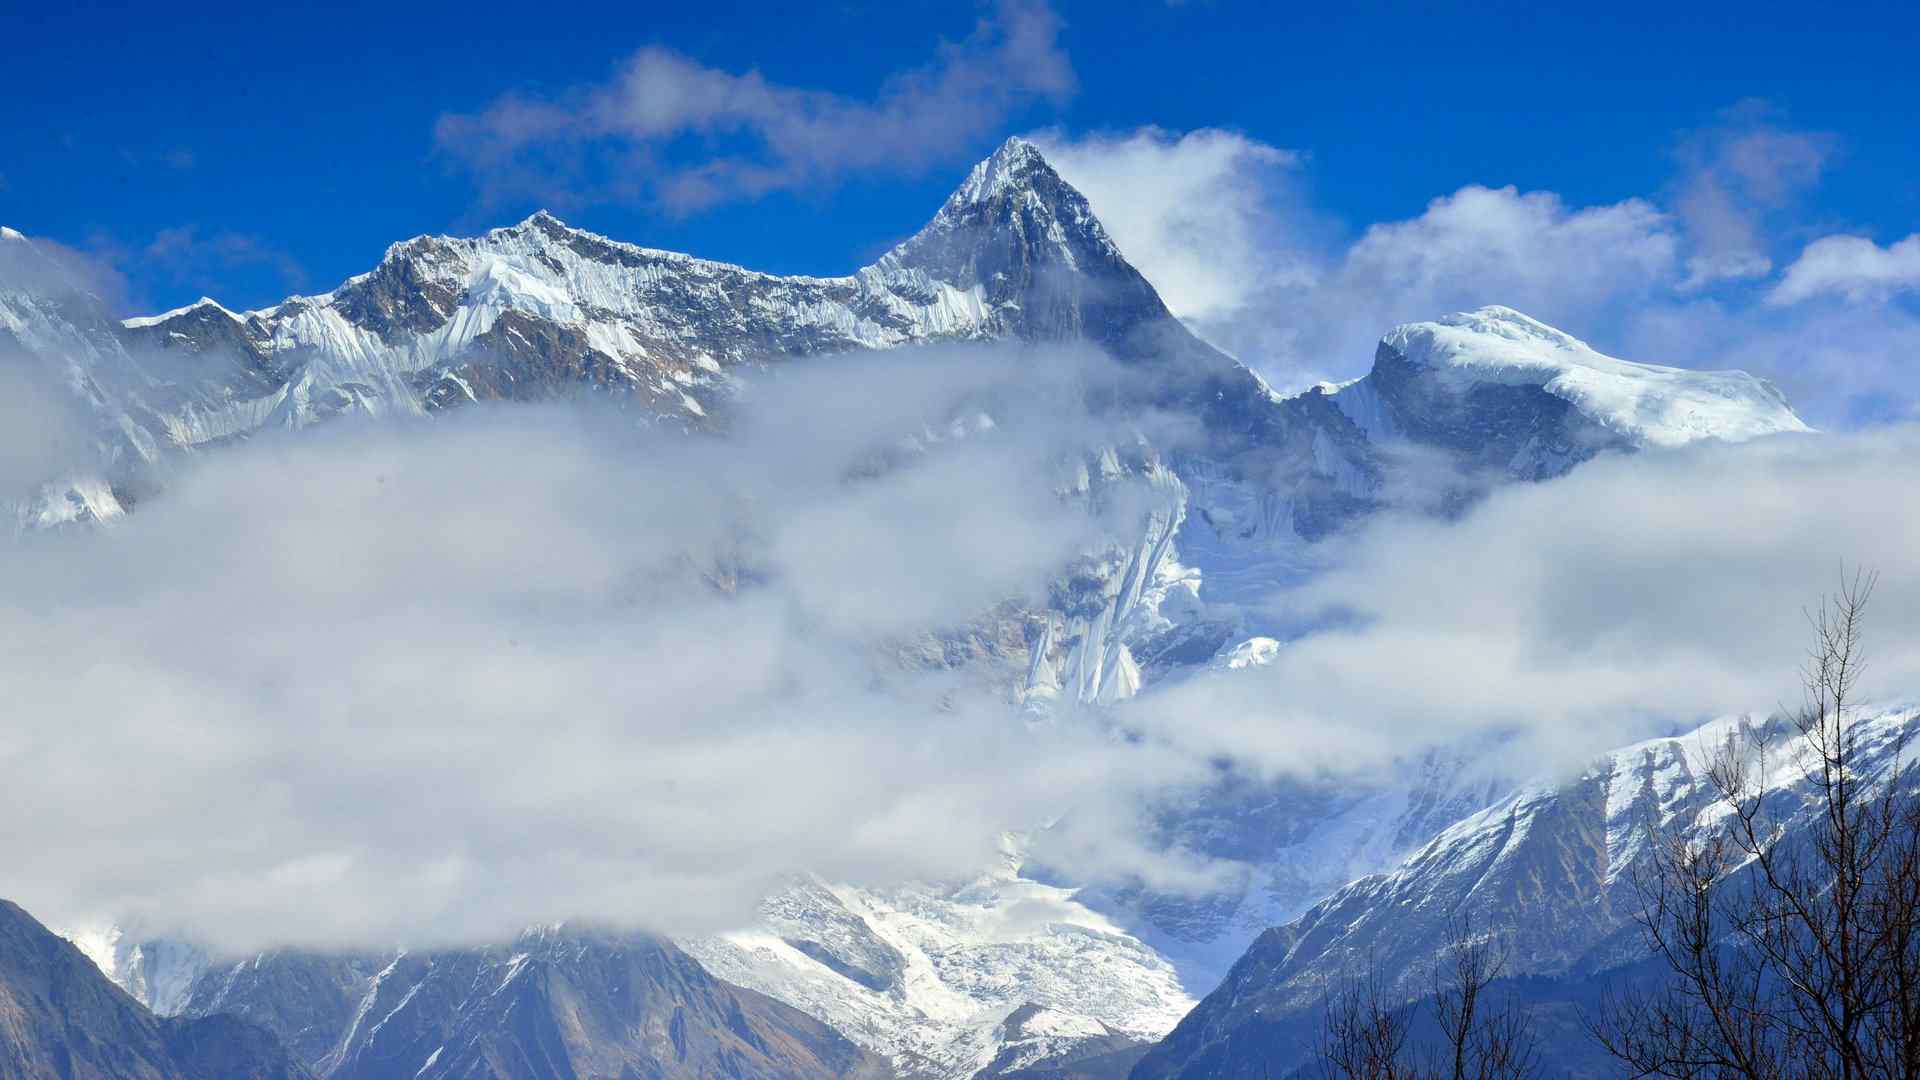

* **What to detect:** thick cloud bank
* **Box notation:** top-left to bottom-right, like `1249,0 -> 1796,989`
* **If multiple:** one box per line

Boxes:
1132,426 -> 1920,781
0,346 -> 1207,951
7,335 -> 1918,955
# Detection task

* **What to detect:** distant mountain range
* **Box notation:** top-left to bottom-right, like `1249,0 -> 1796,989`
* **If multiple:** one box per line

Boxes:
0,138 -> 1830,1079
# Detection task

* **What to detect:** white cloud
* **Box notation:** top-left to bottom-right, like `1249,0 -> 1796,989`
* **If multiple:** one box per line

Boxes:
1670,117 -> 1835,289
1036,114 -> 1920,425
1129,425 -> 1920,782
0,344 -> 1230,952
0,231 -> 134,492
0,357 -> 93,495
1336,185 -> 1678,324
435,1 -> 1073,212
1034,126 -> 1310,327
1769,233 -> 1920,306
15,103 -> 1920,964
1679,250 -> 1774,291
1262,184 -> 1681,389
1042,126 -> 1684,391
8,319 -> 1917,960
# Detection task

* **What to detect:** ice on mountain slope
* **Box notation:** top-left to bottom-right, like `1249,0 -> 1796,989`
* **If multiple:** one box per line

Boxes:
1210,637 -> 1279,671
13,476 -> 125,530
61,925 -> 207,1018
1022,451 -> 1203,708
681,856 -> 1193,1079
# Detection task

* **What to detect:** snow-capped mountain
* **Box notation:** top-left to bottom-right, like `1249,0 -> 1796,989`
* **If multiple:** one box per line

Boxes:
11,138 -> 1245,448
1331,305 -> 1807,477
8,136 -> 1819,1079
681,861 -> 1193,1079
1134,705 -> 1920,1080
147,926 -> 882,1080
84,858 -> 1191,1080
0,898 -> 309,1080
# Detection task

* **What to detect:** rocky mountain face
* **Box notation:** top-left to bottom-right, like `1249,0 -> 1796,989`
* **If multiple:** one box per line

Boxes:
156,927 -> 883,1080
1,139 -> 1254,451
0,898 -> 309,1080
1132,706 -> 1920,1079
5,138 -> 1815,1079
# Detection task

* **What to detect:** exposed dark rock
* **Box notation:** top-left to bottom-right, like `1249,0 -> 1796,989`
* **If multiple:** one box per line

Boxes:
0,898 -> 309,1080
176,927 -> 889,1080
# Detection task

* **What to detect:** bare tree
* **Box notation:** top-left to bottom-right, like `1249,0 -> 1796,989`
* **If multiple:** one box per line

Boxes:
1427,923 -> 1540,1080
1321,968 -> 1416,1080
1593,572 -> 1920,1079
1320,921 -> 1539,1080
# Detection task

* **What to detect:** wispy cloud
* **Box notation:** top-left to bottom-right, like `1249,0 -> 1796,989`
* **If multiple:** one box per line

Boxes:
112,145 -> 199,173
1670,105 -> 1837,289
435,1 -> 1073,213
1046,127 -> 1682,389
1769,232 -> 1920,306
1042,108 -> 1920,425
1031,126 -> 1312,348
141,225 -> 308,296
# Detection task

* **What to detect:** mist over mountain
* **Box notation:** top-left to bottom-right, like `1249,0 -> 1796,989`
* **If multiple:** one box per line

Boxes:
3,133 -> 1914,1080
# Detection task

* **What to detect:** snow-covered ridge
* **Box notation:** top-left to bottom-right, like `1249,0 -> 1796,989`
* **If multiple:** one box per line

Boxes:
1212,704 -> 1916,1014
1373,305 -> 1810,448
87,206 -> 1014,443
121,297 -> 244,328
1138,705 -> 1920,1079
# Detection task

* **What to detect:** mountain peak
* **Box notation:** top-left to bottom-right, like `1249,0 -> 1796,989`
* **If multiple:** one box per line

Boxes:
121,296 -> 242,329
514,209 -> 571,233
862,134 -> 1262,388
882,134 -> 1118,286
1435,304 -> 1584,350
936,133 -> 1059,211
1359,305 -> 1810,451
0,225 -> 25,243
948,135 -> 1053,207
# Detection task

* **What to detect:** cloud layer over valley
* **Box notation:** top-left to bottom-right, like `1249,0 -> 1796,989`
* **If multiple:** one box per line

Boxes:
1,346 -> 1214,950
6,325 -> 1919,955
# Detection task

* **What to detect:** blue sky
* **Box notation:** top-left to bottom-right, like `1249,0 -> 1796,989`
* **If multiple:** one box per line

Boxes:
5,0 -> 1918,421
